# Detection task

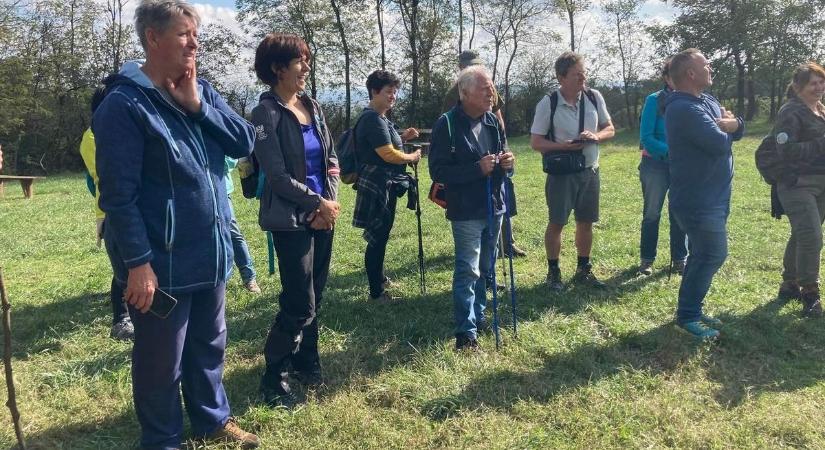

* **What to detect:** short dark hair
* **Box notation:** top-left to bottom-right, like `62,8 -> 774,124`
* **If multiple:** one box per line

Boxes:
254,33 -> 311,87
554,51 -> 584,78
660,57 -> 672,81
668,48 -> 701,85
366,70 -> 400,99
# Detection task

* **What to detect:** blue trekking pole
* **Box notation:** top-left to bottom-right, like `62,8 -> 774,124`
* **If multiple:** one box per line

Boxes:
486,176 -> 501,349
502,180 -> 517,336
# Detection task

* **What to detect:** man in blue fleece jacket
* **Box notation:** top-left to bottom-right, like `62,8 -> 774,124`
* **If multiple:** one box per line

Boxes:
93,1 -> 258,448
664,49 -> 744,340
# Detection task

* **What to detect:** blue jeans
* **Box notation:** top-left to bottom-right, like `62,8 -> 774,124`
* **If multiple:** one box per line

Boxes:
451,216 -> 502,339
639,157 -> 687,263
228,198 -> 256,282
671,209 -> 728,324
130,284 -> 231,449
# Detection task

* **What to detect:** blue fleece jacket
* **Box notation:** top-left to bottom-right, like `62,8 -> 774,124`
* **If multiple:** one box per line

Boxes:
639,90 -> 668,159
93,61 -> 255,293
664,91 -> 744,214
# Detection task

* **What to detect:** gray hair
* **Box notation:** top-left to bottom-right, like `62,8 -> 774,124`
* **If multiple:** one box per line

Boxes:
456,65 -> 491,101
135,0 -> 201,50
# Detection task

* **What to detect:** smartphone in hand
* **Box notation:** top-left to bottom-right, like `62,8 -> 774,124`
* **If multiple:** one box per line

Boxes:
570,138 -> 597,145
150,288 -> 178,319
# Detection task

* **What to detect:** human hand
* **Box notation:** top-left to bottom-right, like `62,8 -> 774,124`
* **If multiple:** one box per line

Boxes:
165,66 -> 201,115
578,130 -> 599,142
309,214 -> 333,230
716,117 -> 740,133
563,140 -> 585,150
480,154 -> 496,176
407,149 -> 422,163
499,152 -> 515,170
719,107 -> 734,119
401,128 -> 419,141
318,198 -> 340,223
126,263 -> 158,314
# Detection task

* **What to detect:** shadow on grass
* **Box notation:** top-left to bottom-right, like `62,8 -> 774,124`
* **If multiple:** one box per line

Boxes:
420,296 -> 825,420
24,410 -> 137,449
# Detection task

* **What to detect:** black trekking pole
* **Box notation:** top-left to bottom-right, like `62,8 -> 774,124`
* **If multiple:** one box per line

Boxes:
486,176 -> 502,349
411,145 -> 426,295
502,182 -> 518,336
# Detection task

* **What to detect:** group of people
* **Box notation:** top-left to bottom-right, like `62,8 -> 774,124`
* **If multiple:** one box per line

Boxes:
73,0 -> 824,448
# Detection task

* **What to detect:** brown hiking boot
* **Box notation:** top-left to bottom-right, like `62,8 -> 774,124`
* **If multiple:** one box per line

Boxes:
778,280 -> 801,301
203,417 -> 260,449
800,285 -> 823,318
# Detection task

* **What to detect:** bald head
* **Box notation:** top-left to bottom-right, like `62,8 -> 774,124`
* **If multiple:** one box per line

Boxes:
669,48 -> 712,93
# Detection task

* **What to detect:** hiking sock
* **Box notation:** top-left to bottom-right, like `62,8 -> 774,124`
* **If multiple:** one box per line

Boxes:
577,256 -> 590,269
548,259 -> 559,274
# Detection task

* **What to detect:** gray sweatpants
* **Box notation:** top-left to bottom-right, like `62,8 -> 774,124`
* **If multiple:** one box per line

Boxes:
777,174 -> 825,287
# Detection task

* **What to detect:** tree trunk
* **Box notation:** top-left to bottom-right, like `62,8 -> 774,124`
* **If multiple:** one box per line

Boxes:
733,49 -> 745,117
330,0 -> 351,127
468,0 -> 476,48
458,0 -> 463,53
377,0 -> 386,69
745,51 -> 757,121
567,7 -> 575,51
503,34 -> 518,132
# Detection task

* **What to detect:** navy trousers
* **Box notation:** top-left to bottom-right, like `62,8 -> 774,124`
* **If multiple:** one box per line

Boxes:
129,283 -> 231,449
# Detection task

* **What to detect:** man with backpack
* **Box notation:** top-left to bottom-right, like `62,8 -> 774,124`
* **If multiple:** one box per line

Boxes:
429,65 -> 514,351
530,52 -> 615,293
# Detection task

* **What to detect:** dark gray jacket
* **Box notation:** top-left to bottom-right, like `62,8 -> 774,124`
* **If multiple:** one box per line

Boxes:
251,91 -> 340,231
775,97 -> 825,182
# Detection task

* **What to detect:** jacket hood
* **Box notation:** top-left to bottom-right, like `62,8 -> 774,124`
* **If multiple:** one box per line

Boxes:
113,60 -> 205,99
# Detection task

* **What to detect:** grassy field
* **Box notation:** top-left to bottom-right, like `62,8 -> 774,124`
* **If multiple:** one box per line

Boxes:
1,123 -> 824,449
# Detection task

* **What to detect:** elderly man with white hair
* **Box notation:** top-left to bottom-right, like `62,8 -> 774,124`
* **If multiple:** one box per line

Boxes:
93,1 -> 258,448
428,66 -> 515,351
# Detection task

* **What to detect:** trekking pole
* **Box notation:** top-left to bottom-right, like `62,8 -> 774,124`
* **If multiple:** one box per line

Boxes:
502,182 -> 518,337
486,177 -> 501,349
411,156 -> 426,295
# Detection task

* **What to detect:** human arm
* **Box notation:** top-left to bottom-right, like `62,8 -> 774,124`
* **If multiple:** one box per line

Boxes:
666,101 -> 735,156
190,80 -> 254,159
528,95 -> 584,154
428,115 -> 492,184
775,106 -> 825,163
639,94 -> 668,158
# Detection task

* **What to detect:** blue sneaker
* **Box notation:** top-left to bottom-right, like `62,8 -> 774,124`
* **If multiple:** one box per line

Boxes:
700,315 -> 723,328
676,321 -> 720,340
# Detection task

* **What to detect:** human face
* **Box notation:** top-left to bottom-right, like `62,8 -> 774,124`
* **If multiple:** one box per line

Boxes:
462,73 -> 495,116
147,15 -> 199,73
275,55 -> 311,94
690,54 -> 713,89
559,62 -> 586,92
371,85 -> 399,113
797,74 -> 825,104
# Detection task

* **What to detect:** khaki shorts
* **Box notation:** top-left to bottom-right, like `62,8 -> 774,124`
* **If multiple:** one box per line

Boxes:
545,167 -> 600,225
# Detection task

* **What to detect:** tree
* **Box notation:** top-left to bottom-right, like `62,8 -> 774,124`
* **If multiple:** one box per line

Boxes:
553,0 -> 591,52
601,0 -> 647,129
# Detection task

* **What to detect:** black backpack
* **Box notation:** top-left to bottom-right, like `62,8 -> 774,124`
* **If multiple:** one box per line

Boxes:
754,134 -> 783,185
336,114 -> 366,184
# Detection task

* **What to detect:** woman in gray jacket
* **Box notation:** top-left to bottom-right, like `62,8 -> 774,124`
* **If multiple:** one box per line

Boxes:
250,33 -> 341,407
774,62 -> 825,318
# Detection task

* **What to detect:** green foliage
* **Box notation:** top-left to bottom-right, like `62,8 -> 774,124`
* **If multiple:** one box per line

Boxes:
2,128 -> 825,448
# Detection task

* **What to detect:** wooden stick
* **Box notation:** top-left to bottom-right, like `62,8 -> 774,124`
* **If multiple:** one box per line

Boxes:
0,268 -> 26,449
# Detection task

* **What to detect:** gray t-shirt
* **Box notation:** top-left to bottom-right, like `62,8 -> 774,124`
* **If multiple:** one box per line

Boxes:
530,88 -> 611,168
469,117 -> 494,155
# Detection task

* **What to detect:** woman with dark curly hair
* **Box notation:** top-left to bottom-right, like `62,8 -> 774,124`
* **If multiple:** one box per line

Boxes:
250,32 -> 341,407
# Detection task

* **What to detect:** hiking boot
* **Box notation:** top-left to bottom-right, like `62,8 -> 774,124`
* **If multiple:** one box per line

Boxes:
110,316 -> 134,341
673,260 -> 686,275
546,267 -> 564,292
778,280 -> 801,301
675,321 -> 720,340
381,276 -> 398,290
455,334 -> 480,352
571,264 -> 606,289
800,287 -> 823,318
261,383 -> 301,409
244,278 -> 262,294
486,279 -> 506,293
700,314 -> 723,328
504,243 -> 527,258
202,417 -> 260,449
638,260 -> 654,276
477,318 -> 491,334
293,363 -> 323,387
370,291 -> 398,303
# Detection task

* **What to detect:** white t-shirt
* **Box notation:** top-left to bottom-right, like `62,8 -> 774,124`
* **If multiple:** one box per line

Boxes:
530,88 -> 611,168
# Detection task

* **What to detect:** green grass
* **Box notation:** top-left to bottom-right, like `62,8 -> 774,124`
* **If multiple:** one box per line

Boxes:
1,123 -> 824,449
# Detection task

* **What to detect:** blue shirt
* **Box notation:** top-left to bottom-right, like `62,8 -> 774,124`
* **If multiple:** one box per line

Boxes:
639,90 -> 669,159
302,123 -> 325,196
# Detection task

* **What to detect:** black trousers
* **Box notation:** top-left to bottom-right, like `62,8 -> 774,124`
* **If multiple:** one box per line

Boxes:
262,228 -> 334,392
365,193 -> 398,298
